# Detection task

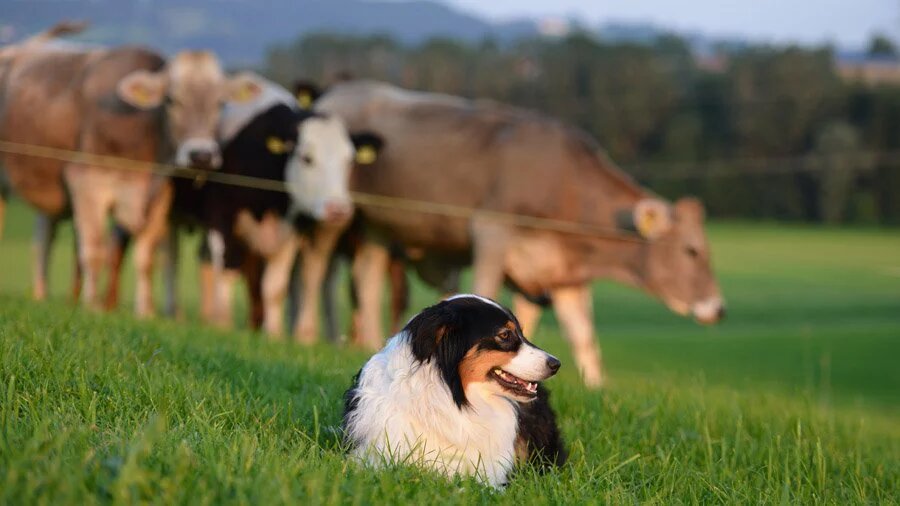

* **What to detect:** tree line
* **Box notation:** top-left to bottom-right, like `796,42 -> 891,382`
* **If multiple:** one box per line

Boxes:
264,32 -> 900,224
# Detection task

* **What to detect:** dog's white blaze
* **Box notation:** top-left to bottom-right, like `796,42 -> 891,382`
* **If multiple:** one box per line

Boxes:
504,343 -> 555,382
445,293 -> 504,311
346,333 -> 518,488
285,116 -> 354,220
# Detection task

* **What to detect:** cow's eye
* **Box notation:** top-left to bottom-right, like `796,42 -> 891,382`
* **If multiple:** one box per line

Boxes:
685,246 -> 699,258
301,153 -> 314,165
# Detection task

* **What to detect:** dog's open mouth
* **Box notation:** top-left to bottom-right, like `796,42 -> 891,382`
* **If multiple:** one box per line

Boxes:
491,368 -> 539,398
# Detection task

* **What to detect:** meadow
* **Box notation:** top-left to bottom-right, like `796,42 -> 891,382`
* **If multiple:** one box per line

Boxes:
1,199 -> 898,504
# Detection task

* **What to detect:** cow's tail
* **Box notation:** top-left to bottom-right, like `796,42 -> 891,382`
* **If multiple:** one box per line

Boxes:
21,21 -> 89,46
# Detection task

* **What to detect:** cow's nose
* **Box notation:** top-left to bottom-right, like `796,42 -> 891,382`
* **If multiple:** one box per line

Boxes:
323,201 -> 353,223
546,356 -> 561,374
189,150 -> 213,168
717,305 -> 727,321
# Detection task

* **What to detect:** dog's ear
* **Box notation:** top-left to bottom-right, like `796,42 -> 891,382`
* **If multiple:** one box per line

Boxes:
404,302 -> 469,407
405,302 -> 456,362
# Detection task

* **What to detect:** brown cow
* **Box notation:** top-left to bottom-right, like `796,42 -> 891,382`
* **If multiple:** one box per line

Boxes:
315,80 -> 725,387
0,23 -> 263,313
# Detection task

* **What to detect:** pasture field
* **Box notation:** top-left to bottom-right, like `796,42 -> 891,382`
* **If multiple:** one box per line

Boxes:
1,199 -> 898,504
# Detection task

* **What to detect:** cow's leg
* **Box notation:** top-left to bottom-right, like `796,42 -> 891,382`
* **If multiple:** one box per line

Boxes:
243,253 -> 264,330
322,254 -> 343,343
197,238 -> 215,323
351,241 -> 390,350
471,220 -> 512,298
513,293 -> 544,338
286,254 -> 302,333
550,284 -> 603,388
207,229 -> 242,329
32,213 -> 58,301
294,225 -> 344,344
0,191 -> 6,241
199,261 -> 215,323
160,224 -> 180,319
71,233 -> 82,303
261,237 -> 299,337
103,224 -> 131,311
71,191 -> 111,310
131,183 -> 171,318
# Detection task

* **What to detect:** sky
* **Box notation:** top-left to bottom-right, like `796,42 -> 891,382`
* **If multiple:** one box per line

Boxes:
444,0 -> 899,49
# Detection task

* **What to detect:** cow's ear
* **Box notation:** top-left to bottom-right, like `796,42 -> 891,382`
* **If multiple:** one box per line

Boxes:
227,72 -> 264,104
350,131 -> 384,165
674,197 -> 706,223
293,80 -> 322,109
617,198 -> 672,239
117,70 -> 167,110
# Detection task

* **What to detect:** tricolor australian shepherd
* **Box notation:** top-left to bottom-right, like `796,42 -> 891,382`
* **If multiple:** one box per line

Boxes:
342,294 -> 566,487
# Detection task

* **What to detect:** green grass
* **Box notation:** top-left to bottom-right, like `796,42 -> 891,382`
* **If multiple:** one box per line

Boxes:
1,199 -> 899,504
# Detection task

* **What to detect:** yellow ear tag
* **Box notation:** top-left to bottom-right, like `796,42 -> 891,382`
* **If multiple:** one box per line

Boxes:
233,83 -> 258,103
355,145 -> 377,165
266,137 -> 286,154
636,210 -> 657,238
297,93 -> 312,109
131,85 -> 154,107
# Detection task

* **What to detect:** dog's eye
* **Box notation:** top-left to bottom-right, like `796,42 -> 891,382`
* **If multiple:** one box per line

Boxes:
685,246 -> 699,258
496,329 -> 513,342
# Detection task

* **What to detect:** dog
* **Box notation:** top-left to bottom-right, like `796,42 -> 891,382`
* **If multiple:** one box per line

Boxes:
342,294 -> 566,487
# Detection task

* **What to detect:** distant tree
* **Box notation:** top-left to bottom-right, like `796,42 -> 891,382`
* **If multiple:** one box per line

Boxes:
814,122 -> 862,223
867,34 -> 898,58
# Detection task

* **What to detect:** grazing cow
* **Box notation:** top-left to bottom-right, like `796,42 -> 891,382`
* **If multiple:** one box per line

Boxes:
316,80 -> 725,387
0,23 -> 264,313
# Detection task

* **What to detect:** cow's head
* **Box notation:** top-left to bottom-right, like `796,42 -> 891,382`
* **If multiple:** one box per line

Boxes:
621,197 -> 725,324
116,50 -> 263,170
280,114 -> 383,224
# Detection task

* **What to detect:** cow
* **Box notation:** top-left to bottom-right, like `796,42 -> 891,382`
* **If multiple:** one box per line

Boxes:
0,23 -> 265,314
314,80 -> 725,387
103,78 -> 383,337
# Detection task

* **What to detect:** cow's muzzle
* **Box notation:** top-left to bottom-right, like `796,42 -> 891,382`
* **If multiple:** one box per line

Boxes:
693,297 -> 726,324
176,138 -> 222,170
321,199 -> 354,224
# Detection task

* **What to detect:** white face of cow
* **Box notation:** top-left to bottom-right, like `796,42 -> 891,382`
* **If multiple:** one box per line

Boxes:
284,116 -> 355,224
116,51 -> 264,170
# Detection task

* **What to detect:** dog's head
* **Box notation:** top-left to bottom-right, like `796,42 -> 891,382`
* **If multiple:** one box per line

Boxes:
404,294 -> 561,407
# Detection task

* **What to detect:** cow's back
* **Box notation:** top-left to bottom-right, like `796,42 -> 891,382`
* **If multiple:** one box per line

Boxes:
317,81 -> 643,251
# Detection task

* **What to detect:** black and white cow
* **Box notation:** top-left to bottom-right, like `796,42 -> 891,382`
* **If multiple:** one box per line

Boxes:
106,78 -> 382,337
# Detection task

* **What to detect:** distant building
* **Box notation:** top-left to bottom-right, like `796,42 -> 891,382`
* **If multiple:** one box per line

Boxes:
835,53 -> 900,86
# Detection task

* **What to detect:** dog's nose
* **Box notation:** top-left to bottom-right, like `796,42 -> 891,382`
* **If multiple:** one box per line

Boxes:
189,149 -> 213,168
546,356 -> 561,374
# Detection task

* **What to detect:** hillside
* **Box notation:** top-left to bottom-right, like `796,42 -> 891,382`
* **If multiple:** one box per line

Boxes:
0,0 -> 538,64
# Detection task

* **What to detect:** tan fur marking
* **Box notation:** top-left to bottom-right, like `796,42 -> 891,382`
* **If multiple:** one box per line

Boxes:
459,348 -> 516,392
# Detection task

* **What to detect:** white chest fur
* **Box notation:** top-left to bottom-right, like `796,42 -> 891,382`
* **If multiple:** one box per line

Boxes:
345,335 -> 520,487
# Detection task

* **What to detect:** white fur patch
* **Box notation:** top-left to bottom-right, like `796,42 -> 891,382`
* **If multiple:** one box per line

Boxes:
505,343 -> 555,382
218,77 -> 297,145
445,293 -> 504,311
345,333 -> 519,488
